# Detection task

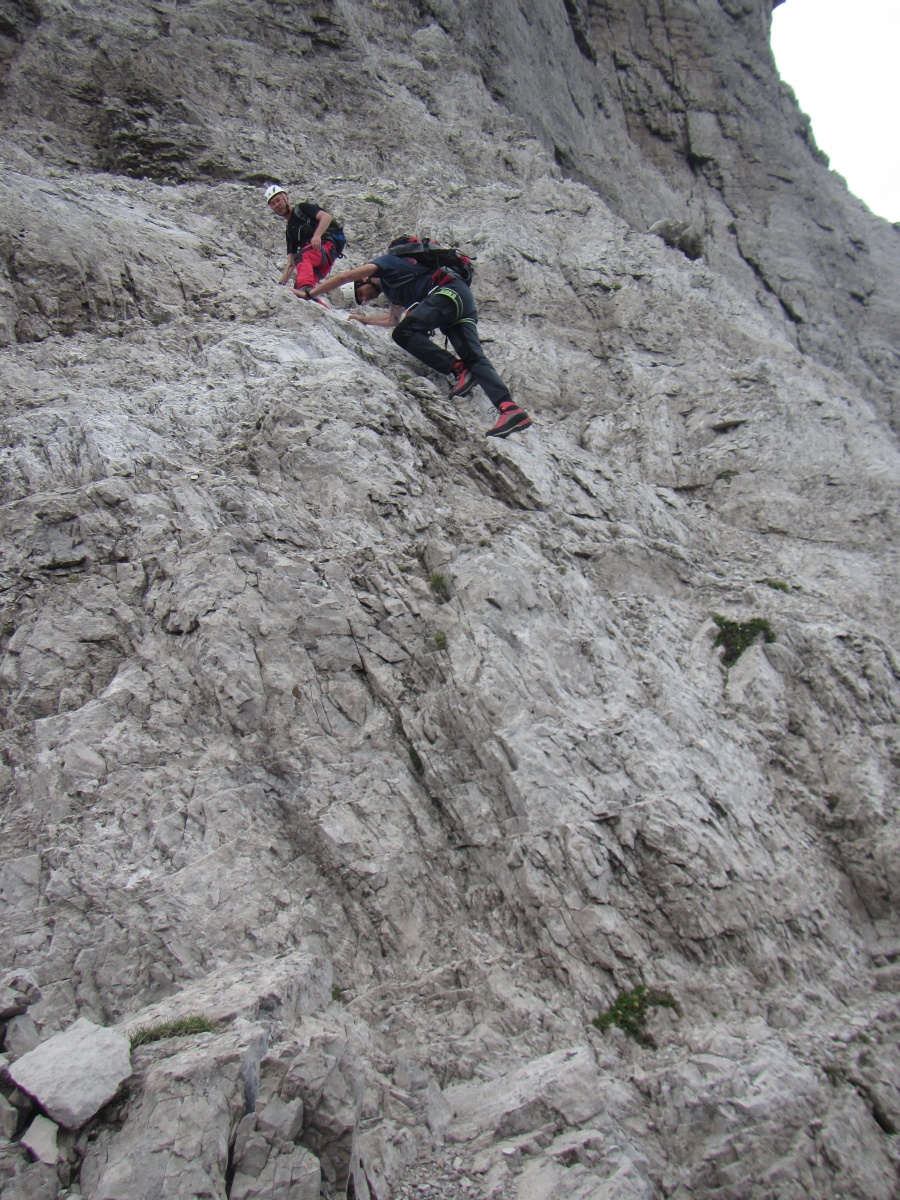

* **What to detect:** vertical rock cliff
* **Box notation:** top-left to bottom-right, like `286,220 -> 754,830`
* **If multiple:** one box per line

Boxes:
0,2 -> 898,1198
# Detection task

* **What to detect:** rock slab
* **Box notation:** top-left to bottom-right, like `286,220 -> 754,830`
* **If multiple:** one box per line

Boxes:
19,1115 -> 59,1166
8,1018 -> 131,1129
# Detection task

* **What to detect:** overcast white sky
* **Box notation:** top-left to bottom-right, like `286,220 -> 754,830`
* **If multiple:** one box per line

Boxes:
770,0 -> 900,224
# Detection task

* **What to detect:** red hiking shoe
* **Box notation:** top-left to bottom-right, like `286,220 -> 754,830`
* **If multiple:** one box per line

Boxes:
448,361 -> 477,398
486,401 -> 532,438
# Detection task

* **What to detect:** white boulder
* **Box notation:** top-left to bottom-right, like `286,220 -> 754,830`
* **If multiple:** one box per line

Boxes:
8,1017 -> 131,1129
20,1114 -> 59,1165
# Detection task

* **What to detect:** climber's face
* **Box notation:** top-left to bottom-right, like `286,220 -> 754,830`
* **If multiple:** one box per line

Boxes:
355,281 -> 381,304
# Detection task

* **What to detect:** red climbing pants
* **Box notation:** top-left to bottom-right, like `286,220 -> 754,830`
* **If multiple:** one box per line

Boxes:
293,241 -> 338,291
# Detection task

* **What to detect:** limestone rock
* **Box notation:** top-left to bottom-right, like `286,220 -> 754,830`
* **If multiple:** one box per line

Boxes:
230,1143 -> 320,1200
648,218 -> 705,260
80,1020 -> 364,1200
19,1115 -> 58,1166
0,1161 -> 60,1200
0,1093 -> 18,1140
2,1087 -> 33,1117
446,1047 -> 605,1146
81,1031 -> 246,1200
0,972 -> 40,1022
264,1033 -> 365,1194
119,953 -> 332,1039
3,1014 -> 40,1059
0,0 -> 897,1197
8,1019 -> 131,1129
255,1097 -> 304,1145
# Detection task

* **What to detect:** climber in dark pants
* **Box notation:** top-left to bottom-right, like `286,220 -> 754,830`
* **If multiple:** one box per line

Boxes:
392,281 -> 513,412
308,252 -> 532,438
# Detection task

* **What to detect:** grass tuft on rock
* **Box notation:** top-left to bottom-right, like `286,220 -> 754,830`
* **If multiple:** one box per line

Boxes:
407,744 -> 425,775
593,985 -> 677,1045
130,1015 -> 216,1048
428,572 -> 450,601
712,614 -> 775,666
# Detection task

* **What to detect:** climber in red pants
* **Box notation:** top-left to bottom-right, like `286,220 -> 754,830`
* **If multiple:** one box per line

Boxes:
264,185 -> 346,299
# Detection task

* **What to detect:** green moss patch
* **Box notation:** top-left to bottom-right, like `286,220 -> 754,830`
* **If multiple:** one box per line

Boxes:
712,614 -> 775,666
593,985 -> 677,1045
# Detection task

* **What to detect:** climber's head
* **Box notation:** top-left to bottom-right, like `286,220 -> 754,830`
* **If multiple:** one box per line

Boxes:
265,185 -> 290,217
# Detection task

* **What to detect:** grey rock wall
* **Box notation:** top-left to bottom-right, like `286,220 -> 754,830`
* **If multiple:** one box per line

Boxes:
0,1 -> 898,1198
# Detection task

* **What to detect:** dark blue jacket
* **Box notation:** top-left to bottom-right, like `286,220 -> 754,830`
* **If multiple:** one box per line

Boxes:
370,255 -> 435,308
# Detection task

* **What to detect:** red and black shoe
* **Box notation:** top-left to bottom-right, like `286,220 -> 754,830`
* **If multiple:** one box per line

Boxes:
448,361 -> 477,399
486,401 -> 532,438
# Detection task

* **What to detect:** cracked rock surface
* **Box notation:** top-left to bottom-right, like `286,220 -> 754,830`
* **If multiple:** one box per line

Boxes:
0,1 -> 898,1198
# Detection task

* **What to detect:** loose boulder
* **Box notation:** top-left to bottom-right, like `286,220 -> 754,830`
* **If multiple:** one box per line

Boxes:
647,217 -> 705,260
20,1115 -> 59,1166
3,1013 -> 40,1059
8,1018 -> 132,1129
0,971 -> 41,1021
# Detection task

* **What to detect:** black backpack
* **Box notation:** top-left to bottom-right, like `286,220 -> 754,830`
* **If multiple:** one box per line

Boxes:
387,236 -> 474,285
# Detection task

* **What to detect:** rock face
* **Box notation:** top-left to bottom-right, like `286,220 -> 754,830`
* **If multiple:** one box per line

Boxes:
0,0 -> 898,1197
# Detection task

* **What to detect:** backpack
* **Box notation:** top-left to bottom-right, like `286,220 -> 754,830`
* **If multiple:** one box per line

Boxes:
326,226 -> 346,258
387,236 -> 474,286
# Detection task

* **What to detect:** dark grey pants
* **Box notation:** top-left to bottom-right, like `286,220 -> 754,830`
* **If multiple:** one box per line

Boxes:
392,280 -> 511,409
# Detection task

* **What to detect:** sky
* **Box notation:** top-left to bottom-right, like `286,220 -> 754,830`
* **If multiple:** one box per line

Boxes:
770,0 -> 900,224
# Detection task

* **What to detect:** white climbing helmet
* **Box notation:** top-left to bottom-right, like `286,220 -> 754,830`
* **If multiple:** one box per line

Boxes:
332,282 -> 359,308
264,184 -> 288,204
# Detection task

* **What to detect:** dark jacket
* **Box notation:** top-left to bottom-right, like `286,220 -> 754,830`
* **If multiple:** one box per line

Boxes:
369,254 -> 437,308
